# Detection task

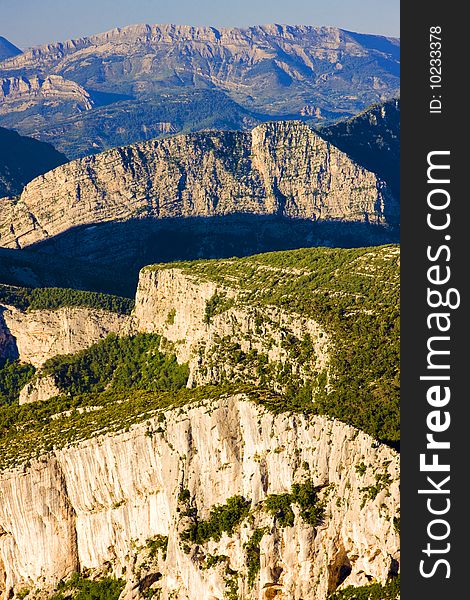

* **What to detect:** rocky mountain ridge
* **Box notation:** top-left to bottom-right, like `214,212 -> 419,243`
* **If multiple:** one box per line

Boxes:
0,24 -> 399,114
0,75 -> 92,112
3,264 -> 329,404
0,121 -> 398,253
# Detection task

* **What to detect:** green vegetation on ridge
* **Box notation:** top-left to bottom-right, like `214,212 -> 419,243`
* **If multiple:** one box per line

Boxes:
328,575 -> 400,600
51,572 -> 124,600
146,245 -> 400,444
0,284 -> 134,314
0,385 -> 231,470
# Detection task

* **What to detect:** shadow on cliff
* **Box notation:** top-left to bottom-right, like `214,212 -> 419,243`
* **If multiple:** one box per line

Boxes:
11,215 -> 399,296
0,307 -> 19,364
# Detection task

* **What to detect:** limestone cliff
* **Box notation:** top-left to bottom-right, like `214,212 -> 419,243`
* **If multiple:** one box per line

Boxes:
18,375 -> 61,405
11,264 -> 328,404
0,394 -> 399,600
0,121 -> 397,250
133,267 -> 329,389
0,304 -> 128,367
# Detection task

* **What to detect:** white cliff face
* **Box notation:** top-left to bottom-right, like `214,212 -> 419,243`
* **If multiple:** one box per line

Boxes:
0,394 -> 399,600
0,305 -> 129,368
134,267 -> 330,388
4,264 -> 329,405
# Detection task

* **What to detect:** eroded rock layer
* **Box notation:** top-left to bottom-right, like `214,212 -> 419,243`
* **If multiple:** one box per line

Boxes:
0,121 -> 397,250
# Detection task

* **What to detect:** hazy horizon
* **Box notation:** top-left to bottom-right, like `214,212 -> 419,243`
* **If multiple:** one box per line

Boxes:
0,0 -> 399,50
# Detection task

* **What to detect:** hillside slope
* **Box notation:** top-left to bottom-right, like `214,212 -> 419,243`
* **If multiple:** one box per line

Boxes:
321,98 -> 400,198
0,37 -> 21,61
0,127 -> 67,197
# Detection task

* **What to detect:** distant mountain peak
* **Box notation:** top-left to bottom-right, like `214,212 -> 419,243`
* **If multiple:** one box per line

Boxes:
2,22 -> 399,59
0,36 -> 22,60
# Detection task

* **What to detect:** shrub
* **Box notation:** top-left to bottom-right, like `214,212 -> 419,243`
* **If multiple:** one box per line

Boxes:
52,573 -> 125,600
264,494 -> 295,527
180,496 -> 250,544
291,481 -> 325,526
203,292 -> 234,324
166,308 -> 176,325
328,575 -> 400,600
147,535 -> 168,560
355,462 -> 367,476
245,528 -> 267,587
265,481 -> 324,528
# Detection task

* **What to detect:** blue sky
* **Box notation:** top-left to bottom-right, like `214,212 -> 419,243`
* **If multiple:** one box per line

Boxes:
1,0 -> 399,49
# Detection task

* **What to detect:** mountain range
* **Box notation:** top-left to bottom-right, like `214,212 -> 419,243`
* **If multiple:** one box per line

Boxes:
0,24 -> 399,157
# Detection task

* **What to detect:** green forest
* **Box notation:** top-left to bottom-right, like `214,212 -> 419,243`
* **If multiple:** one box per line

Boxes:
42,333 -> 189,395
0,284 -> 134,314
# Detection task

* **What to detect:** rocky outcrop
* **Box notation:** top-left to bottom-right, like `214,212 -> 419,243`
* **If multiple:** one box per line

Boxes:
0,305 -> 128,367
9,263 -> 329,403
0,121 -> 398,249
0,394 -> 400,600
18,375 -> 60,405
0,75 -> 93,114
